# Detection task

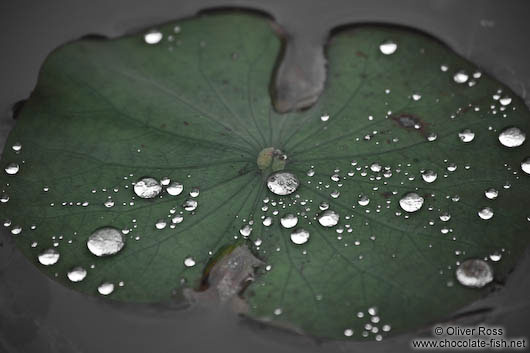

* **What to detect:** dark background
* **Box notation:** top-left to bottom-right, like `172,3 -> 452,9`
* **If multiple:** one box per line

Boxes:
1,1 -> 529,352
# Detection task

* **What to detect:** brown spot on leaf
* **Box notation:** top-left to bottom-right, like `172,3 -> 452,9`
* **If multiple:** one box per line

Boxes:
390,113 -> 430,137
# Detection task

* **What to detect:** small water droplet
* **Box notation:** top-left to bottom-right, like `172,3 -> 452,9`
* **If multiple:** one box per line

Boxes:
290,229 -> 310,245
453,70 -> 469,84
184,256 -> 196,267
489,251 -> 502,262
155,219 -> 167,229
67,266 -> 87,282
458,129 -> 475,143
439,212 -> 451,222
183,199 -> 198,211
87,227 -> 125,257
399,193 -> 424,213
267,172 -> 299,196
478,207 -> 494,220
167,181 -> 183,196
280,214 -> 298,229
318,210 -> 340,227
358,195 -> 370,206
134,177 -> 162,198
421,170 -> 437,183
485,188 -> 498,200
521,157 -> 530,174
498,127 -> 526,147
379,40 -> 397,55
320,114 -> 330,122
5,163 -> 19,175
344,329 -> 354,337
411,93 -> 422,101
499,96 -> 512,106
144,30 -> 163,44
240,224 -> 253,237
456,259 -> 493,288
189,187 -> 200,197
98,282 -> 115,295
38,248 -> 60,266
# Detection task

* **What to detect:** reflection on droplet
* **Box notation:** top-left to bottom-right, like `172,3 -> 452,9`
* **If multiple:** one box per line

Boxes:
67,266 -> 87,282
318,210 -> 340,227
98,282 -> 114,295
267,172 -> 299,196
280,214 -> 298,229
478,207 -> 494,220
399,193 -> 424,213
38,248 -> 60,266
167,182 -> 183,196
458,129 -> 475,143
87,227 -> 125,257
489,251 -> 502,262
290,229 -> 310,245
144,30 -> 163,44
379,40 -> 397,55
455,259 -> 493,288
498,127 -> 525,147
134,177 -> 162,199
421,170 -> 437,183
522,157 -> 530,175
5,163 -> 19,175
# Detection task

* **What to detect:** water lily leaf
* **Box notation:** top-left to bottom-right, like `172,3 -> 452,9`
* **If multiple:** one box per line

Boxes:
1,11 -> 529,340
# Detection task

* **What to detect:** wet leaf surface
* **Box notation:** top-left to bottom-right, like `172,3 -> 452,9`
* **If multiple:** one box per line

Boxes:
1,11 -> 529,340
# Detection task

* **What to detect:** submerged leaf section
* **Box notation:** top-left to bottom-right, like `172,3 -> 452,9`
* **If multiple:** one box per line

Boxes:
1,11 -> 529,340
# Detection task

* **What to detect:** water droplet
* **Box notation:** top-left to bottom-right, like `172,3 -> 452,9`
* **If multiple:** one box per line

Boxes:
67,266 -> 87,282
427,133 -> 437,142
521,157 -> 530,174
358,195 -> 370,206
87,227 -> 125,257
167,181 -> 183,196
290,229 -> 310,245
458,129 -> 475,143
370,163 -> 382,173
240,224 -> 252,237
184,256 -> 196,267
489,251 -> 502,262
455,259 -> 493,288
421,170 -> 437,183
183,199 -> 198,211
134,177 -> 162,198
307,168 -> 315,177
318,210 -> 340,227
5,163 -> 19,175
399,193 -> 424,213
499,96 -> 512,106
280,214 -> 298,229
320,114 -> 330,122
172,214 -> 184,224
478,207 -> 494,220
155,219 -> 167,229
144,30 -> 163,44
412,93 -> 422,101
439,212 -> 451,222
98,282 -> 114,295
498,127 -> 526,147
12,142 -> 22,152
453,70 -> 469,84
344,329 -> 354,337
190,187 -> 200,197
267,172 -> 299,196
379,40 -> 397,55
38,248 -> 60,266
104,199 -> 114,208
263,217 -> 272,227
485,188 -> 498,200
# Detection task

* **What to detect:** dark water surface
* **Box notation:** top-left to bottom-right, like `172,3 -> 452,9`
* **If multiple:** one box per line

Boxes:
1,1 -> 529,352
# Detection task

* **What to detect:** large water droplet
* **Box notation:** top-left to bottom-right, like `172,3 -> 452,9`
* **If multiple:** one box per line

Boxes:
290,229 -> 310,245
458,129 -> 475,143
478,207 -> 494,220
167,182 -> 183,196
144,30 -> 163,44
267,172 -> 299,196
318,210 -> 340,227
38,248 -> 60,266
498,127 -> 526,147
239,224 -> 252,237
5,163 -> 19,175
399,193 -> 424,213
67,266 -> 87,282
379,40 -> 397,55
280,214 -> 298,229
87,227 -> 125,257
134,177 -> 162,199
455,259 -> 493,288
358,195 -> 370,206
98,282 -> 115,295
